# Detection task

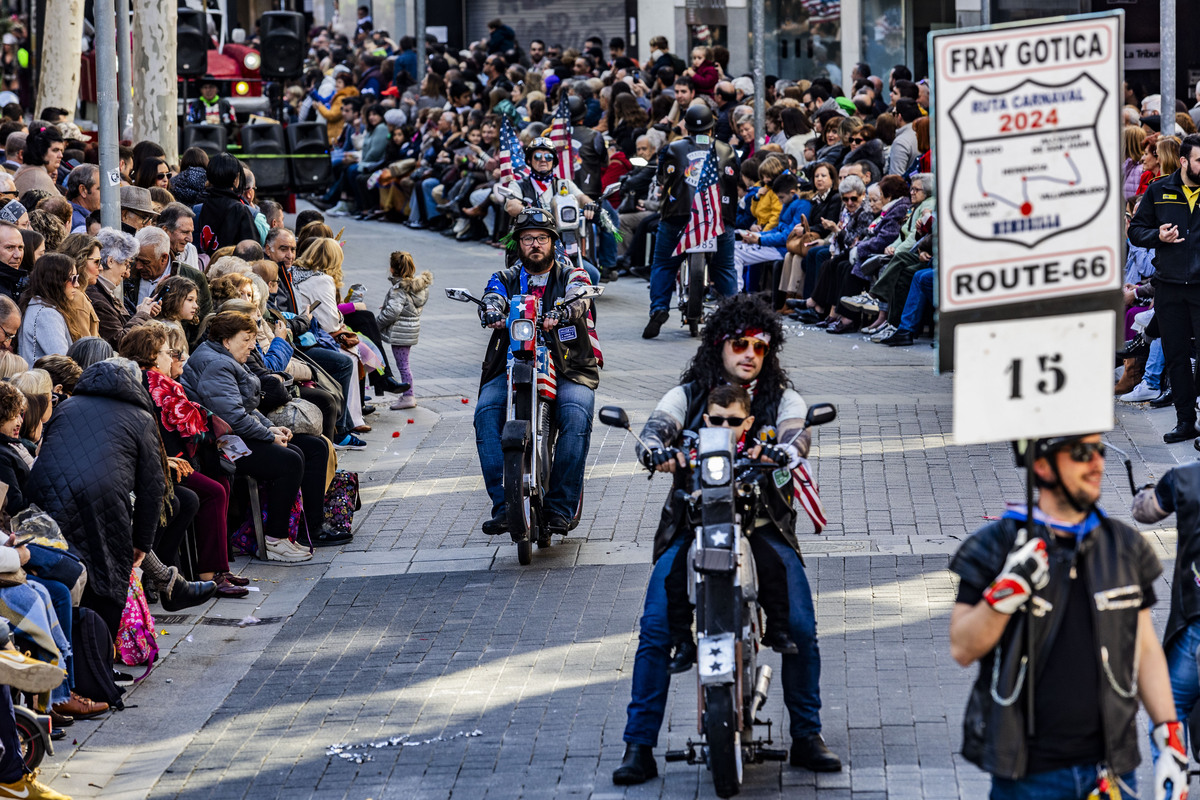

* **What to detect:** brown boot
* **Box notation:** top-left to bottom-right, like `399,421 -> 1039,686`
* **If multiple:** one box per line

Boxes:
1114,357 -> 1145,395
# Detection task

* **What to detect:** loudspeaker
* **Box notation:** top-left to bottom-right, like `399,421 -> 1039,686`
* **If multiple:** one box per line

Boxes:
241,123 -> 290,195
182,124 -> 227,157
260,12 -> 305,79
286,122 -> 332,190
177,8 -> 208,78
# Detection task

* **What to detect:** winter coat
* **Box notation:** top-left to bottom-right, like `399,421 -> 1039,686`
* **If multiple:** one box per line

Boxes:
750,185 -> 781,230
12,164 -> 58,196
87,278 -> 150,349
758,195 -> 815,253
316,85 -> 362,145
195,189 -> 259,255
181,340 -> 275,444
690,61 -> 721,96
1123,157 -> 1144,202
851,197 -> 911,279
843,138 -> 885,176
27,361 -> 165,603
0,434 -> 29,514
378,271 -> 432,347
18,298 -> 72,362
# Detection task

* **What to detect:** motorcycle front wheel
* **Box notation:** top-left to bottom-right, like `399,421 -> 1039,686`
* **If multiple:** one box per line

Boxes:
14,711 -> 45,770
504,425 -> 534,565
704,684 -> 742,798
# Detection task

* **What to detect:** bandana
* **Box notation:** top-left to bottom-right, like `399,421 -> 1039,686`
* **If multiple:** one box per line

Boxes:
719,327 -> 772,345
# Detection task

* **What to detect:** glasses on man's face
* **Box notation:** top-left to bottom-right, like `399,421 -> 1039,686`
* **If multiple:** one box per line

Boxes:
531,152 -> 554,162
1065,442 -> 1106,463
705,414 -> 747,427
519,234 -> 551,245
728,337 -> 768,357
0,325 -> 15,344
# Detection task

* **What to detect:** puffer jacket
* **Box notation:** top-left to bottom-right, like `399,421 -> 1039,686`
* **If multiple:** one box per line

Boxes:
378,270 -> 432,348
180,340 -> 274,443
27,361 -> 165,603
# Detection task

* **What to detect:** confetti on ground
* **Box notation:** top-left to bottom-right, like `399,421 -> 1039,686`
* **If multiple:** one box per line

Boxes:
237,616 -> 261,627
326,730 -> 484,764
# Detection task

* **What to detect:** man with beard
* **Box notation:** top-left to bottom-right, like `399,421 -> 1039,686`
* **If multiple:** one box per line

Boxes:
1129,133 -> 1200,443
473,209 -> 599,540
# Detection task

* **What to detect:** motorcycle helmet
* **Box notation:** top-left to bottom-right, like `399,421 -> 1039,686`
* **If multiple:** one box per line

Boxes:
524,136 -> 558,170
684,104 -> 716,133
568,94 -> 586,124
511,207 -> 559,241
1010,436 -> 1091,468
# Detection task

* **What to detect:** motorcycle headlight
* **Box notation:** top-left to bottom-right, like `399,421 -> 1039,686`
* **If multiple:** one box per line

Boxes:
559,206 -> 577,223
510,318 -> 535,342
243,51 -> 262,71
701,454 -> 729,486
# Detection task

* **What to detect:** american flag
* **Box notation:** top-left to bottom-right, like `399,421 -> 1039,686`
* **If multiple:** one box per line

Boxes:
793,459 -> 827,533
672,148 -> 725,255
497,117 -> 529,183
550,92 -> 574,181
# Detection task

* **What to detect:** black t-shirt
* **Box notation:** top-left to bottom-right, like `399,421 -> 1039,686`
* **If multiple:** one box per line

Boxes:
957,531 -> 1156,774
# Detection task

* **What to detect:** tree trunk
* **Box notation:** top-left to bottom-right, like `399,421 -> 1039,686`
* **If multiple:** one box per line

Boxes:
335,0 -> 357,38
35,0 -> 84,119
131,0 -> 178,166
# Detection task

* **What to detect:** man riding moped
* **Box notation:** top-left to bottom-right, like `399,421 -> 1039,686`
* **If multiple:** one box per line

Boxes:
502,136 -> 603,285
614,294 -> 842,785
642,104 -> 740,339
473,208 -> 600,538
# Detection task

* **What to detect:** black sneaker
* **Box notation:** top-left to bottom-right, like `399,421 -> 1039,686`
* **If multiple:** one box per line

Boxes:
642,309 -> 670,339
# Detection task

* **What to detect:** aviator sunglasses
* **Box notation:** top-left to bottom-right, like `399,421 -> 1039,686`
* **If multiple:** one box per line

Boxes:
728,337 -> 768,356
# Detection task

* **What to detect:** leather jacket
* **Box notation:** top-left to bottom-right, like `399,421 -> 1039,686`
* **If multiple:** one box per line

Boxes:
1133,462 -> 1200,649
657,134 -> 739,225
571,123 -> 608,197
479,258 -> 600,391
949,515 -> 1161,779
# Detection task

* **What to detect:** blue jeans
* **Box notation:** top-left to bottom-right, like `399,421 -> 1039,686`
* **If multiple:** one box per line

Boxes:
28,576 -> 72,690
1145,338 -> 1165,391
648,218 -> 737,315
306,346 -> 356,434
408,177 -> 441,223
990,766 -> 1136,799
897,268 -> 934,335
1151,620 -> 1200,761
473,374 -> 594,519
595,201 -> 619,269
623,527 -> 822,747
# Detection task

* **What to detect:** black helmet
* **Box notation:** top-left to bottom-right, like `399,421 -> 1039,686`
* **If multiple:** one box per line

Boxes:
568,94 -> 586,124
512,208 -> 558,241
684,104 -> 715,133
1011,436 -> 1091,468
523,136 -> 558,169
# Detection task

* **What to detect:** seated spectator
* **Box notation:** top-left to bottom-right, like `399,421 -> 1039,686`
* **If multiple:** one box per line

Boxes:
57,232 -> 101,338
13,123 -> 61,196
35,353 -> 81,401
150,275 -> 201,352
118,325 -> 248,599
876,265 -> 933,348
65,336 -> 114,369
18,253 -> 87,360
0,382 -> 29,513
19,227 -> 42,272
90,227 -> 152,348
181,311 -> 347,554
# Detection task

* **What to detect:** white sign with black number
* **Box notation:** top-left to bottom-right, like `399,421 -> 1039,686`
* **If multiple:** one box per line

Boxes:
952,311 -> 1114,445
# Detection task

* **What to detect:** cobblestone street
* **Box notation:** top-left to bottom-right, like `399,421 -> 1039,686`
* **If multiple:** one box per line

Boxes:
35,211 -> 1196,799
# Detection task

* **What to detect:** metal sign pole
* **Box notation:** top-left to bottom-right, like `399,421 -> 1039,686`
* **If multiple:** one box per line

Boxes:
94,0 -> 120,229
1161,0 -> 1176,137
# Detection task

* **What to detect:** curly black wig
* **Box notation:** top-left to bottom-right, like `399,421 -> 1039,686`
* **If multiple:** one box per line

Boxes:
680,294 -> 792,427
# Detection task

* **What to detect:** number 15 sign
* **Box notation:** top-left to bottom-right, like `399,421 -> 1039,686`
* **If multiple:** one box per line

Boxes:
952,312 -> 1114,445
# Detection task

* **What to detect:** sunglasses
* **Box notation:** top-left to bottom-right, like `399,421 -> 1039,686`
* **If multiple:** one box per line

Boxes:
705,414 -> 748,427
850,136 -> 865,145
728,337 -> 768,356
1065,442 -> 1106,463
531,152 -> 554,162
843,195 -> 863,204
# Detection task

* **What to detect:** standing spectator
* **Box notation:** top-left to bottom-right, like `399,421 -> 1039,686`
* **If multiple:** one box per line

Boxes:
194,153 -> 258,256
1129,132 -> 1200,443
66,163 -> 100,233
377,251 -> 429,410
683,47 -> 720,97
485,19 -> 515,54
886,100 -> 921,176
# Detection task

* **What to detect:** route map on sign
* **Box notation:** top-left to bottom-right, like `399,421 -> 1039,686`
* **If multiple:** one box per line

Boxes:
949,74 -> 1109,249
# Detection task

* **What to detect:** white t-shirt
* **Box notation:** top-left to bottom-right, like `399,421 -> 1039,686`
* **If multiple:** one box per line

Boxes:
654,385 -> 808,428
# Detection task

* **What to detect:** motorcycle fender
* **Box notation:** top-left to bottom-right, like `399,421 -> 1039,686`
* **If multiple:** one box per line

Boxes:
13,705 -> 52,757
698,631 -> 737,686
739,535 -> 758,602
510,361 -> 535,386
694,546 -> 736,574
501,419 -> 530,453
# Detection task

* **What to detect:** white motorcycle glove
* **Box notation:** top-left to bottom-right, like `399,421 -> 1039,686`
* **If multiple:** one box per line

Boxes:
1152,721 -> 1188,800
982,536 -> 1049,615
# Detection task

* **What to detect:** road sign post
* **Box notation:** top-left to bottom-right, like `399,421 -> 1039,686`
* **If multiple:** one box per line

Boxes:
931,12 -> 1125,445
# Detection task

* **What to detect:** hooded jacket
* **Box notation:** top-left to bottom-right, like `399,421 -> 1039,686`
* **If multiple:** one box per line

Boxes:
195,188 -> 259,255
27,361 -> 165,603
378,270 -> 432,347
316,85 -> 361,145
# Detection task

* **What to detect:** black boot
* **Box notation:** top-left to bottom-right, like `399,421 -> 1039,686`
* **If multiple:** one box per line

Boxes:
160,575 -> 218,612
761,626 -> 800,655
612,743 -> 658,785
667,639 -> 696,674
482,511 -> 509,536
789,734 -> 842,772
1164,421 -> 1196,444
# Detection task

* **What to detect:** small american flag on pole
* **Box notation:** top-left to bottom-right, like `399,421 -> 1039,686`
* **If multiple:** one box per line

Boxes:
672,148 -> 725,255
793,459 -> 827,533
497,117 -> 529,183
550,93 -> 574,181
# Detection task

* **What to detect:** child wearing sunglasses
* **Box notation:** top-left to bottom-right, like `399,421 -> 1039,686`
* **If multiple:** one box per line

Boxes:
662,383 -> 797,673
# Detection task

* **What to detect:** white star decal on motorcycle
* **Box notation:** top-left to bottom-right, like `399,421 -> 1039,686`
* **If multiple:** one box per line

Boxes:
710,531 -> 729,546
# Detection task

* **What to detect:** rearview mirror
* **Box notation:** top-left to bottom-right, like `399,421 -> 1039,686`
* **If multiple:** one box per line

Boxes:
445,288 -> 475,303
598,405 -> 630,429
601,183 -> 621,200
557,285 -> 605,306
805,402 -> 837,428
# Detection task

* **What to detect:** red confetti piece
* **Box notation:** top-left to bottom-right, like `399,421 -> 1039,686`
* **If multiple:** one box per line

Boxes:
392,431 -> 400,438
461,397 -> 469,404
408,419 -> 415,424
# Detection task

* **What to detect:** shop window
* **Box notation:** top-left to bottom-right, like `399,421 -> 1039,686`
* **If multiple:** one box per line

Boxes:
764,0 -> 841,82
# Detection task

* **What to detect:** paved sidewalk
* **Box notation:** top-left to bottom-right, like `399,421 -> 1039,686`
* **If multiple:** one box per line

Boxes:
33,210 -> 1197,799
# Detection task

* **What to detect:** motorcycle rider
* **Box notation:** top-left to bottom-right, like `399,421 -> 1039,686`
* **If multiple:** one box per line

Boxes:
613,294 -> 842,786
643,104 -> 740,339
566,92 -> 621,281
473,208 -> 600,539
949,435 -> 1184,800
501,136 -> 602,285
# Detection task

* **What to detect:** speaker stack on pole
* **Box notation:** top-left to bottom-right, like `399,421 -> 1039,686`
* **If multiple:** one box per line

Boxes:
259,12 -> 305,79
182,125 -> 228,157
287,123 -> 331,192
241,124 -> 290,196
177,8 -> 208,77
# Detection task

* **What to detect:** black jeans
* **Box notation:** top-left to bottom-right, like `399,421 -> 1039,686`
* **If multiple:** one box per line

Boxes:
298,384 -> 339,439
1154,282 -> 1200,425
236,435 -> 328,539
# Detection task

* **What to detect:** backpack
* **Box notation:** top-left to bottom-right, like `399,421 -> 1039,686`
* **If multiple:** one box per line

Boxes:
322,470 -> 361,537
117,571 -> 158,681
71,607 -> 124,708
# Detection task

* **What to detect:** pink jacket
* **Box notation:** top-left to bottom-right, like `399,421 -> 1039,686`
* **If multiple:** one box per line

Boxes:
692,62 -> 720,96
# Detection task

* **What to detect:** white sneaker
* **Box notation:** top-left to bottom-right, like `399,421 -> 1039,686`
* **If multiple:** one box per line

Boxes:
861,297 -> 880,313
870,324 -> 897,343
1119,381 -> 1159,403
266,537 -> 313,562
840,292 -> 872,310
328,201 -> 353,217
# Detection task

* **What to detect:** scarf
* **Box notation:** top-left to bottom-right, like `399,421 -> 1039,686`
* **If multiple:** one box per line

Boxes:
146,369 -> 208,440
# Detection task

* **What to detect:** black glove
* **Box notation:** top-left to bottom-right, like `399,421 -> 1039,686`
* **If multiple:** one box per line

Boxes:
481,308 -> 505,327
640,447 -> 678,471
543,308 -> 563,325
756,443 -> 796,468
583,203 -> 600,219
